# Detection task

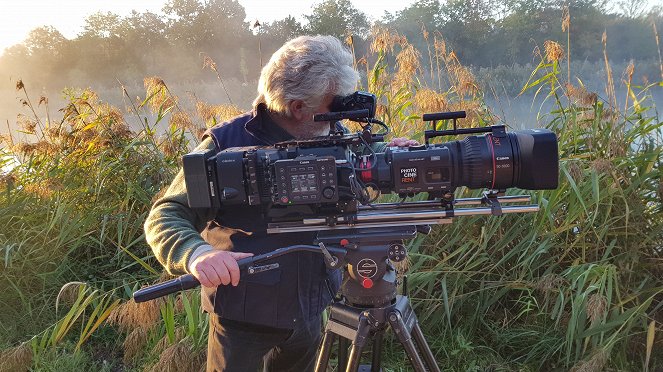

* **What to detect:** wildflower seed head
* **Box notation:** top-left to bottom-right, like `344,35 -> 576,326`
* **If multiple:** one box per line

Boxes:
534,273 -> 565,293
394,44 -> 421,87
570,349 -> 607,372
170,111 -> 194,131
623,61 -> 635,82
567,161 -> 584,183
544,40 -> 564,63
13,142 -> 37,157
345,33 -> 354,46
17,114 -> 37,134
0,343 -> 33,372
434,37 -> 446,59
587,294 -> 607,324
107,297 -> 163,332
565,83 -> 597,107
202,55 -> 218,73
591,158 -> 612,174
144,77 -> 176,112
562,6 -> 570,32
414,89 -> 448,114
151,338 -> 205,372
123,327 -> 149,365
421,24 -> 429,41
370,27 -> 400,54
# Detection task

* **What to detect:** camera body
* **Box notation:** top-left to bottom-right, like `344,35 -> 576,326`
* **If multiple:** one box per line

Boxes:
183,129 -> 558,218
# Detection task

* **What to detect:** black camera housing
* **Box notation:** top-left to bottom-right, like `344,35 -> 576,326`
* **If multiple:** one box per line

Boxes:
331,91 -> 377,118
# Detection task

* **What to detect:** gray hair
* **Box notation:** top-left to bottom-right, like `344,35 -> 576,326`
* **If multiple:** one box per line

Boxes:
253,35 -> 359,117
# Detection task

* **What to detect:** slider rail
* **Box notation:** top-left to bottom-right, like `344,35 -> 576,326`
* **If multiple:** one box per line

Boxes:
267,195 -> 539,234
357,195 -> 531,210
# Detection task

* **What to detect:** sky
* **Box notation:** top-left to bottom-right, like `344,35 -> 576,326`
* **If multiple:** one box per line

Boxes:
0,0 -> 407,53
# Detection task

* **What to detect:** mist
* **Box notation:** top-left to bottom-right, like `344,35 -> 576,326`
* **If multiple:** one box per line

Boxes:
1,0 -> 662,136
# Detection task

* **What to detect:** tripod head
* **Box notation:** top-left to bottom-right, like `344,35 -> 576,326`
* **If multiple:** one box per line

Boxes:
316,227 -> 418,307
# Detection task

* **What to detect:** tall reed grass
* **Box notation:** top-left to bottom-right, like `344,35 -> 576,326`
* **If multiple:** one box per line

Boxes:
0,27 -> 661,371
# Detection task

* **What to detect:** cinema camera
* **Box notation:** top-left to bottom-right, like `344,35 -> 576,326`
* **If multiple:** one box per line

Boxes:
134,91 -> 559,372
182,91 -> 557,231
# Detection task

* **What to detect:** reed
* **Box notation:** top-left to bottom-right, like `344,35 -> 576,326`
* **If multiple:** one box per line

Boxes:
0,28 -> 661,370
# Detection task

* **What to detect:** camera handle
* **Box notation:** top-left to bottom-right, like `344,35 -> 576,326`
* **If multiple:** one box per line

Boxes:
133,244 -> 347,303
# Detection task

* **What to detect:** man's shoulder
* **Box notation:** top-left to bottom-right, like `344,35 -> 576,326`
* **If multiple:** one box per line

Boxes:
210,111 -> 255,133
204,110 -> 257,149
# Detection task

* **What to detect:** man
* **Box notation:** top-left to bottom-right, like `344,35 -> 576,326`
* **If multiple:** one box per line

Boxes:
145,35 -> 415,372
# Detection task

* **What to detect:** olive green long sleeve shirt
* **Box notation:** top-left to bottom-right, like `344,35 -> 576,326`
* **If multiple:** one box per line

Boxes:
144,137 -> 218,275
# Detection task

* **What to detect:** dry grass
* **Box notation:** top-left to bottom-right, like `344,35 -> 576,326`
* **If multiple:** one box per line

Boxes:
0,343 -> 33,372
107,298 -> 163,332
150,338 -> 206,372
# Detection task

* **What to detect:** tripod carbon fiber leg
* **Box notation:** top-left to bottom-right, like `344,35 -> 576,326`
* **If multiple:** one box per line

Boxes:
314,295 -> 440,372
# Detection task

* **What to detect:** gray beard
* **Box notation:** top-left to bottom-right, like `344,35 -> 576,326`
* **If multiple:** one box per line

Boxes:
290,121 -> 331,139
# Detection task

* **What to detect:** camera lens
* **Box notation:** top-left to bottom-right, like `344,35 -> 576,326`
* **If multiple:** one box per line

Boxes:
457,129 -> 558,190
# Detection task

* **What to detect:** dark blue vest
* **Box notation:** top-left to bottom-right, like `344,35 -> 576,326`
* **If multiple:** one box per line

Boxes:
200,105 -> 342,329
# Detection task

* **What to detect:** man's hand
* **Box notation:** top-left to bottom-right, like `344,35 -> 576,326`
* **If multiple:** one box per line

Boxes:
387,137 -> 419,147
190,250 -> 254,288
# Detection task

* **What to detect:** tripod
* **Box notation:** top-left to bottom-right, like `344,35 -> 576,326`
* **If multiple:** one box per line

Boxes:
134,226 -> 444,371
313,227 -> 440,372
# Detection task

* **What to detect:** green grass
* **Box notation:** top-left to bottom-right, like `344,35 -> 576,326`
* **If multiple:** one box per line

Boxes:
0,33 -> 661,371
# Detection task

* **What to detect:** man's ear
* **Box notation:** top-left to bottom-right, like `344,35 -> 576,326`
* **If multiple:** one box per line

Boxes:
288,100 -> 306,122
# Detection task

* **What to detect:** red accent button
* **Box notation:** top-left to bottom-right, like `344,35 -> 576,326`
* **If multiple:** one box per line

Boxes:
362,278 -> 374,289
340,239 -> 349,246
280,196 -> 289,203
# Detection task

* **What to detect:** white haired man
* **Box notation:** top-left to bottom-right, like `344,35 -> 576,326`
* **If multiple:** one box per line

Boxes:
145,35 -> 416,372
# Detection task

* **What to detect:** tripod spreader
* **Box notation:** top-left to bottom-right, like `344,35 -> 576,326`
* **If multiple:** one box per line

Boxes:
133,244 -> 346,303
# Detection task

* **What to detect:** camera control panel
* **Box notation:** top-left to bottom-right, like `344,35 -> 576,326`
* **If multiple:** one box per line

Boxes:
272,156 -> 339,205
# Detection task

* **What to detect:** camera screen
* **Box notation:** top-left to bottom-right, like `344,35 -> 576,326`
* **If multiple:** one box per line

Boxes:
290,174 -> 318,193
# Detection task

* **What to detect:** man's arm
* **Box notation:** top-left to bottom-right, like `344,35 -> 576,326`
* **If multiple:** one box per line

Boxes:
144,137 -> 220,276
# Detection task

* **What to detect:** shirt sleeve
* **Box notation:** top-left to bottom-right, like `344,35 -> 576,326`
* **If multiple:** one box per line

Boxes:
144,137 -> 219,275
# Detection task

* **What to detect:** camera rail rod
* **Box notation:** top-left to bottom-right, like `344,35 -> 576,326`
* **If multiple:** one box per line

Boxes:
357,195 -> 532,210
266,195 -> 538,234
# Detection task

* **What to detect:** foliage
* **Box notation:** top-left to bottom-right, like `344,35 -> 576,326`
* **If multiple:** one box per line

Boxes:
1,0 -> 662,96
0,26 -> 662,372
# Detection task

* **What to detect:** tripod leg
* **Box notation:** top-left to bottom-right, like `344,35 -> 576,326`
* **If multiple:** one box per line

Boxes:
315,329 -> 336,372
345,317 -> 371,372
387,311 -> 427,372
345,343 -> 365,372
338,337 -> 349,371
370,330 -> 384,372
411,321 -> 440,372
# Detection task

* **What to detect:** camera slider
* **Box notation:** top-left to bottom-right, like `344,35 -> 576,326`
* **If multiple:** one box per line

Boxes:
266,194 -> 538,234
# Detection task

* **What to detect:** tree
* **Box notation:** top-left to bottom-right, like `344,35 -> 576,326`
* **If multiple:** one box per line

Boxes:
162,0 -> 248,50
262,16 -> 305,44
380,0 -> 443,43
305,0 -> 370,38
440,0 -> 497,64
81,12 -> 123,38
24,26 -> 67,57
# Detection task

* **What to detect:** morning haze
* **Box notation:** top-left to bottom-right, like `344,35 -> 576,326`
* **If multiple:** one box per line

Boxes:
1,0 -> 662,135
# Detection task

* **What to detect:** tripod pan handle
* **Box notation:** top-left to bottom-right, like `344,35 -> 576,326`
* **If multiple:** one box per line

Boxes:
133,274 -> 200,303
